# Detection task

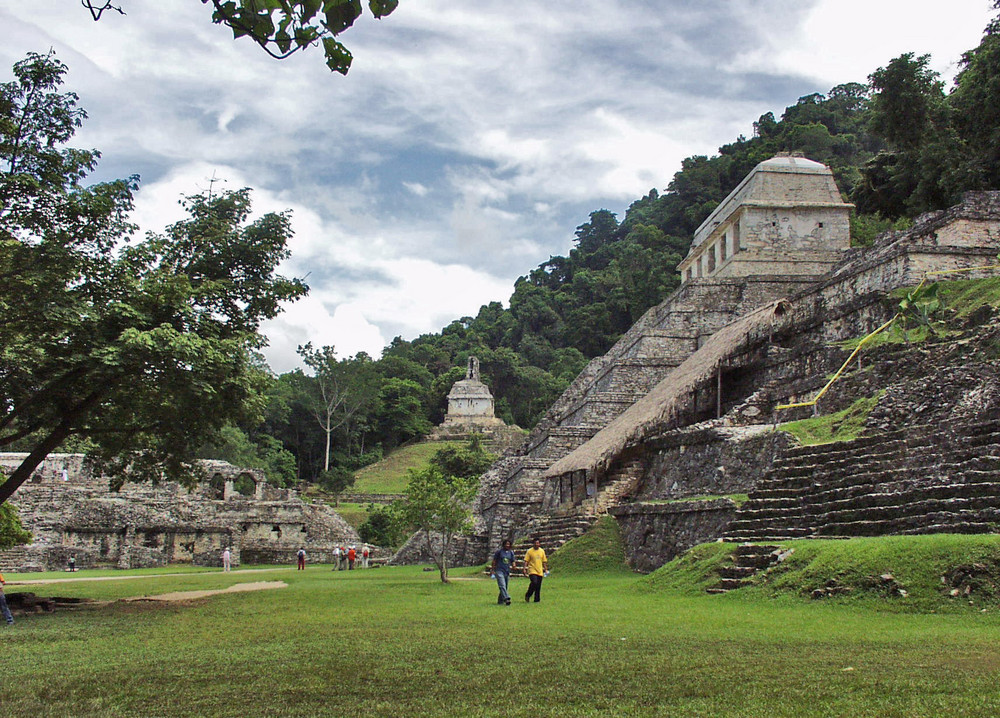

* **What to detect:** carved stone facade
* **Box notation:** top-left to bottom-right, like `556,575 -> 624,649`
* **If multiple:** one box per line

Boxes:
0,453 -> 360,572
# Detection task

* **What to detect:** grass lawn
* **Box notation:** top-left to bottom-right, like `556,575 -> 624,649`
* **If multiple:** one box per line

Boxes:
6,538 -> 1000,717
351,441 -> 463,495
329,501 -> 369,528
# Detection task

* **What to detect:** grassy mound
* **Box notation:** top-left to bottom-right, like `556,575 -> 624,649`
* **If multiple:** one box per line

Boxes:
924,275 -> 1000,318
779,390 -> 885,446
548,516 -> 632,575
641,534 -> 1000,612
637,541 -> 734,594
351,441 -> 463,494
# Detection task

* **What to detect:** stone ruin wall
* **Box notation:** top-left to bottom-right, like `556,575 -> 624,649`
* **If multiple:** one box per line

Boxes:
0,453 -> 360,572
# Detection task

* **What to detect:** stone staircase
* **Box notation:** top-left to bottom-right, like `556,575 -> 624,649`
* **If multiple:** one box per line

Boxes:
707,544 -> 789,594
590,457 -> 645,515
725,419 -> 1000,542
511,514 -> 598,559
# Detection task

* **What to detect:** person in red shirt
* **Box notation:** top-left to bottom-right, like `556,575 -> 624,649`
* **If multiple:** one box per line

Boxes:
348,546 -> 357,570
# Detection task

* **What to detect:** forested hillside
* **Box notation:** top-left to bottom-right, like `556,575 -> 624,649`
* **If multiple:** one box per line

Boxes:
211,8 -> 1000,487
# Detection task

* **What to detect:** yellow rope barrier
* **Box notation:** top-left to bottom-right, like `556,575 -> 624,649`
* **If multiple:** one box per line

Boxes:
774,262 -> 1000,412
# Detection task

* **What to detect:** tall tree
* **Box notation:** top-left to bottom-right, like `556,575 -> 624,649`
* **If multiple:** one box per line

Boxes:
0,52 -> 307,505
401,466 -> 477,583
298,344 -> 374,472
950,6 -> 1000,190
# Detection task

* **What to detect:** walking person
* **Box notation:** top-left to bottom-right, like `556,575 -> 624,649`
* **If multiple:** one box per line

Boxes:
522,538 -> 548,603
296,547 -> 306,570
348,546 -> 357,570
333,545 -> 341,570
362,545 -> 370,569
222,547 -> 232,572
0,571 -> 14,626
491,539 -> 516,605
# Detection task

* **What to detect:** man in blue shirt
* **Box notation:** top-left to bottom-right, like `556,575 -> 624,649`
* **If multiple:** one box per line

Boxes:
491,539 -> 516,605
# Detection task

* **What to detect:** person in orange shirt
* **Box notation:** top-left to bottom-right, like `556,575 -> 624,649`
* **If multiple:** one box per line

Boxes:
348,546 -> 357,570
522,538 -> 549,603
0,571 -> 14,626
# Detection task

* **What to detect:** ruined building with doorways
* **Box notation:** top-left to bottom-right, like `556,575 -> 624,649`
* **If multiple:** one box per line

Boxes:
0,453 -> 359,572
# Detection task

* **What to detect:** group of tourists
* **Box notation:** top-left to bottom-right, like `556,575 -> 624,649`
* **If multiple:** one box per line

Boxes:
491,538 -> 549,605
332,544 -> 369,570
225,545 -> 372,571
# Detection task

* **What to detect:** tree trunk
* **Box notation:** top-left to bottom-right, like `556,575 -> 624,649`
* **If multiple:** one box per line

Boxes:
439,534 -> 451,583
0,388 -> 105,506
323,425 -> 332,472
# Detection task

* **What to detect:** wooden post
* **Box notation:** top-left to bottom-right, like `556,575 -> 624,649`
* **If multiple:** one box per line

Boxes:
716,366 -> 722,419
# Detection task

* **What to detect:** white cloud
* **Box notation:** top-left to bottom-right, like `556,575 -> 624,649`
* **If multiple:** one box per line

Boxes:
261,297 -> 386,373
730,0 -> 994,86
403,182 -> 430,197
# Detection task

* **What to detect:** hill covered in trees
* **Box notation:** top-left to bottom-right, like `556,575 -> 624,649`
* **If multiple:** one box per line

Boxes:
215,8 -> 1000,488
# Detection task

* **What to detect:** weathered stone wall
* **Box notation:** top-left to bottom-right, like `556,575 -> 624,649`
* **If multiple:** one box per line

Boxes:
0,454 -> 360,572
610,500 -> 738,573
388,530 -> 487,568
638,427 -> 790,501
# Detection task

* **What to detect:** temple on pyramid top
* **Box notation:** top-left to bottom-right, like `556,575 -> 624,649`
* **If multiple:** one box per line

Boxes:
677,153 -> 853,284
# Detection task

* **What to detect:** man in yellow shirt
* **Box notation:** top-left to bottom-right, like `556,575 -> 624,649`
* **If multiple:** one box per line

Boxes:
522,538 -> 548,603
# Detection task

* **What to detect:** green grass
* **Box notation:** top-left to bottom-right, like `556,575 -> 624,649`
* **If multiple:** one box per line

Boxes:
351,441 -> 464,494
914,275 -> 1000,318
756,534 -> 1000,612
10,536 -> 1000,716
329,501 -> 369,527
779,391 -> 885,446
548,516 -> 632,575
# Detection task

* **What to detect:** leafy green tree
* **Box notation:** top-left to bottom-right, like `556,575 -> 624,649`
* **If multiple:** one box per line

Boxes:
950,7 -> 1000,190
429,438 -> 496,480
357,501 -> 405,547
0,502 -> 32,550
856,53 -> 958,217
317,465 -> 355,502
401,466 -> 477,583
375,378 -> 432,449
0,52 -> 307,506
199,424 -> 297,487
81,0 -> 399,74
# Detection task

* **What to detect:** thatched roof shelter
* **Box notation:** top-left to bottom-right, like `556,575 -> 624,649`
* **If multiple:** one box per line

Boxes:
542,298 -> 792,481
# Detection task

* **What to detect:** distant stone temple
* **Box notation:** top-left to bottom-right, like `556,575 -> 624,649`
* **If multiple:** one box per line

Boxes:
442,357 -> 505,429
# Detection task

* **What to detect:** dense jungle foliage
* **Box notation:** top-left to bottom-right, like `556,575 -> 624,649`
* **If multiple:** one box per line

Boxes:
233,9 -> 1000,488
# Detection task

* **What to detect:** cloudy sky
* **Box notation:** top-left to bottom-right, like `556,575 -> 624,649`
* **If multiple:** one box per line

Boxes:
2,1 -> 994,372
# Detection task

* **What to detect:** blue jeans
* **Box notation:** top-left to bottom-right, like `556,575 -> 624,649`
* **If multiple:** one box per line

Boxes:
0,591 -> 13,625
494,572 -> 510,604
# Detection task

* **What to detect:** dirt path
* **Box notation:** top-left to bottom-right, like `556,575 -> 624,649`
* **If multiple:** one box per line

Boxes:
122,581 -> 287,602
9,567 -> 289,586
